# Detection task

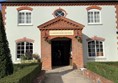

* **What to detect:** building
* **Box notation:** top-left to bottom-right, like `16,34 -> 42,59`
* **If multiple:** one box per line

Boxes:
1,0 -> 118,70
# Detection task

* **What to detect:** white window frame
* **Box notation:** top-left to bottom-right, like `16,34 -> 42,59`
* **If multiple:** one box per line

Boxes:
16,42 -> 33,60
54,10 -> 65,17
87,9 -> 102,24
18,10 -> 32,25
87,40 -> 105,58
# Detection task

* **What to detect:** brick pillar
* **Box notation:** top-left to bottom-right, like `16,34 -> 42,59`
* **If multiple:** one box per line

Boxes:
41,32 -> 52,70
72,38 -> 83,68
1,5 -> 6,25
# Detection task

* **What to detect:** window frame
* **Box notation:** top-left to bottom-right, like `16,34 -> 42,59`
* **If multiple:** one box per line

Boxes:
53,8 -> 67,18
16,41 -> 33,60
87,40 -> 105,58
54,10 -> 65,17
87,9 -> 102,25
18,10 -> 32,25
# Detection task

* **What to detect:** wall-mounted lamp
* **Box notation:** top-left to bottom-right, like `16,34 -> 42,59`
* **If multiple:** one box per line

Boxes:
75,36 -> 82,43
75,36 -> 80,40
116,31 -> 118,34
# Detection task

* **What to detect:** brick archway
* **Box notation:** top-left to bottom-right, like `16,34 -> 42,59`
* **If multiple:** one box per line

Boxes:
38,17 -> 84,70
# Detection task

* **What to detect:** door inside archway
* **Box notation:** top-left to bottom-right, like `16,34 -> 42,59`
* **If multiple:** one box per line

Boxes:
51,38 -> 72,67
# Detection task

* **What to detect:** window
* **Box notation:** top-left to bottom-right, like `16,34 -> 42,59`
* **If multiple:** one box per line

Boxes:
88,40 -> 104,57
53,8 -> 67,17
16,42 -> 33,60
55,10 -> 65,17
18,10 -> 32,25
88,9 -> 101,24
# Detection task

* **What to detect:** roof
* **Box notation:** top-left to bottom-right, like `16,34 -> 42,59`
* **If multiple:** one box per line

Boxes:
1,0 -> 118,3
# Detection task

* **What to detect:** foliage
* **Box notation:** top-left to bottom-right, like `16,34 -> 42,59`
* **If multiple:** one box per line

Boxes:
32,53 -> 41,62
0,11 -> 13,78
20,54 -> 32,60
21,59 -> 38,64
20,53 -> 41,64
13,63 -> 39,73
86,62 -> 118,83
32,54 -> 39,60
0,63 -> 42,83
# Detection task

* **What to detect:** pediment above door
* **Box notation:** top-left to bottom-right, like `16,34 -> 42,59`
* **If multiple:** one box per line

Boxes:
38,17 -> 84,30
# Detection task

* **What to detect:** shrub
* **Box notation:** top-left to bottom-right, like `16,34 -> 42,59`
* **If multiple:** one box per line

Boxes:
20,53 -> 41,64
86,62 -> 118,83
20,54 -> 32,60
32,54 -> 41,62
0,11 -> 13,78
13,63 -> 39,73
0,63 -> 42,83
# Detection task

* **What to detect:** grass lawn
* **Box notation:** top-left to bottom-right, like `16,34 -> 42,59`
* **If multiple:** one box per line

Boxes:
86,62 -> 118,83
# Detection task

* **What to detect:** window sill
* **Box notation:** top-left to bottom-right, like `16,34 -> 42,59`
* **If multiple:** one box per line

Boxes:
16,58 -> 21,60
18,23 -> 33,26
88,23 -> 103,25
87,57 -> 106,60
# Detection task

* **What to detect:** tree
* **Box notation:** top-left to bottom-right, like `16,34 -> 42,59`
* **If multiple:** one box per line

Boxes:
0,11 -> 13,78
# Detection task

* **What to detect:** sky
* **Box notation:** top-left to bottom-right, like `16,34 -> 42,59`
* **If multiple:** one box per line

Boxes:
0,0 -> 6,10
0,0 -> 6,2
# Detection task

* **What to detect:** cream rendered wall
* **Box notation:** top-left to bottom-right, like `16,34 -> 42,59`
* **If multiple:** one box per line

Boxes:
5,5 -> 118,63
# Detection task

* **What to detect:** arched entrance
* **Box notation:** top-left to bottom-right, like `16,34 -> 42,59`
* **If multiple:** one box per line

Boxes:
51,37 -> 72,66
38,17 -> 85,70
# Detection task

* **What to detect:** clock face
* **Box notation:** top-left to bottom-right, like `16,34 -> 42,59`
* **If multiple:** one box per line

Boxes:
54,10 -> 65,17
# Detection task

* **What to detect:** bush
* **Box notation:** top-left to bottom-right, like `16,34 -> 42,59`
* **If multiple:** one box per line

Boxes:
0,11 -> 13,78
0,63 -> 42,83
21,53 -> 41,64
32,54 -> 41,62
86,62 -> 118,83
13,63 -> 39,73
20,54 -> 32,60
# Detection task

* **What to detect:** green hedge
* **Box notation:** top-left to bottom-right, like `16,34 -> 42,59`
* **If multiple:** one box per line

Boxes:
13,63 -> 39,73
86,62 -> 118,83
0,63 -> 42,83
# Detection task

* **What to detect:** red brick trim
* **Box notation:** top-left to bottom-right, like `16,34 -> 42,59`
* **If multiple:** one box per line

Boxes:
15,37 -> 34,43
86,5 -> 102,10
52,8 -> 67,17
17,6 -> 33,11
2,2 -> 118,6
83,69 -> 113,83
38,16 -> 84,70
38,17 -> 84,30
115,5 -> 118,50
1,5 -> 6,25
115,5 -> 118,29
86,36 -> 105,41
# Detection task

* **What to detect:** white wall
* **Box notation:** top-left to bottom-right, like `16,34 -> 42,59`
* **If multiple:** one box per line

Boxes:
5,5 -> 118,63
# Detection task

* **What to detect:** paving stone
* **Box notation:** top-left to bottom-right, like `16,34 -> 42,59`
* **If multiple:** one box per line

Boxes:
42,66 -> 93,83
